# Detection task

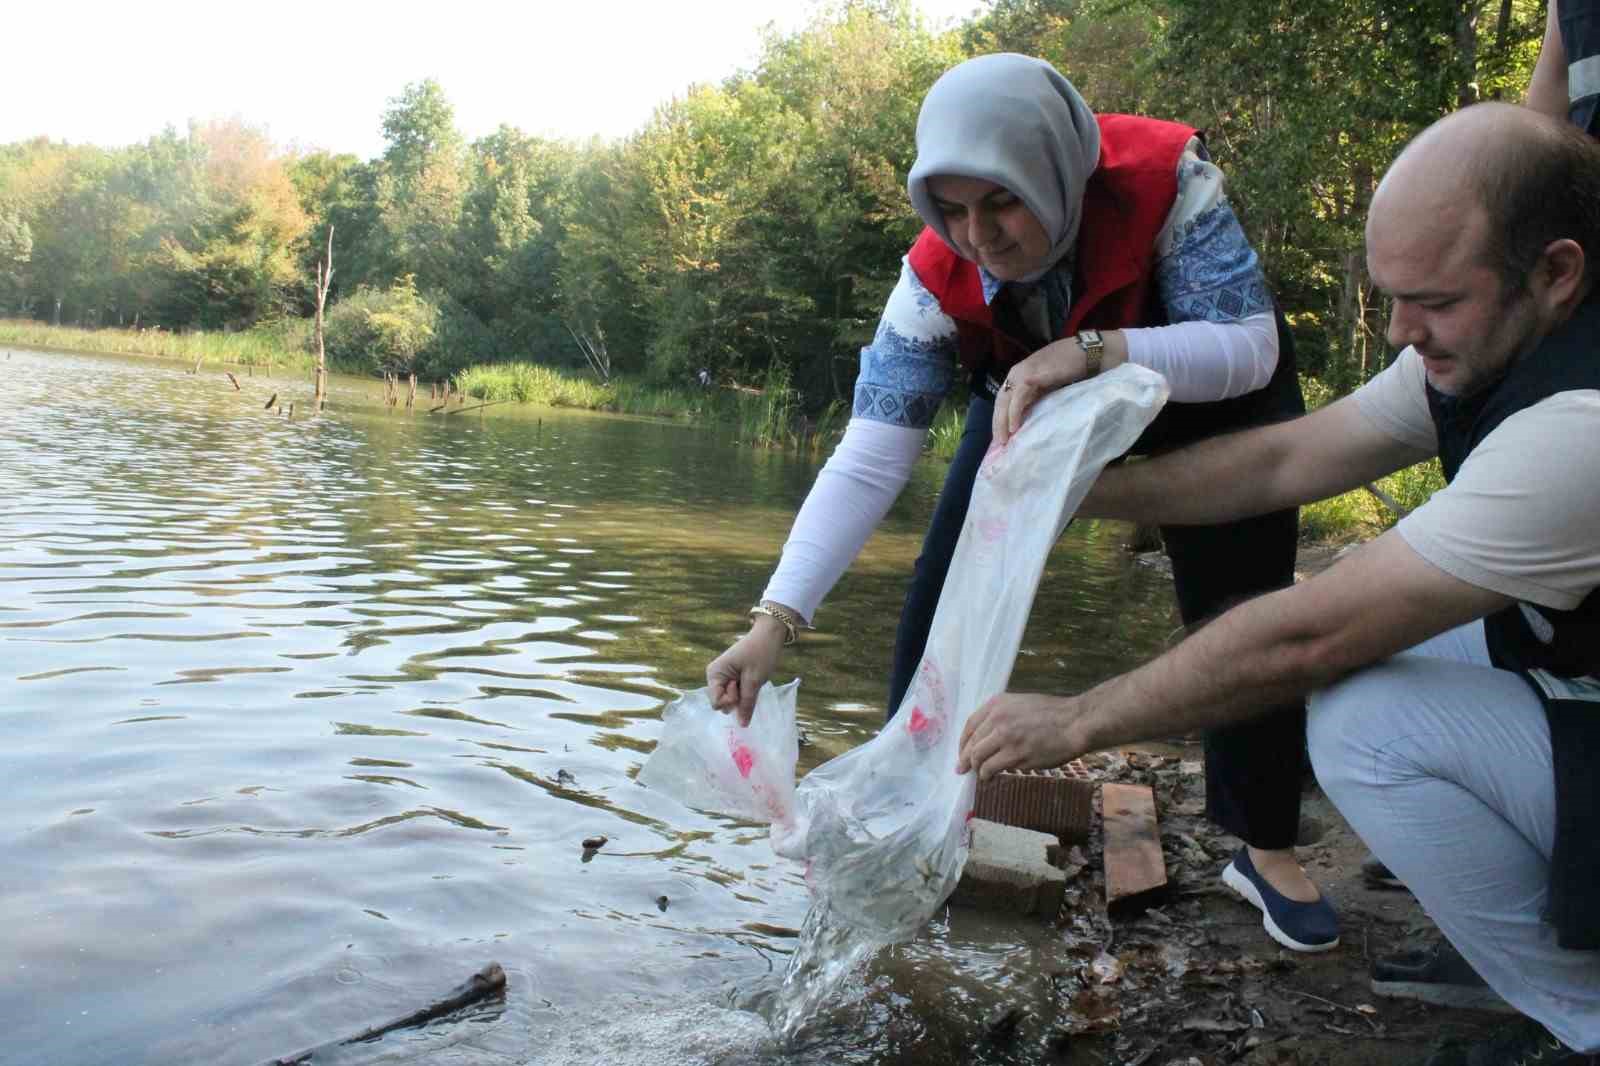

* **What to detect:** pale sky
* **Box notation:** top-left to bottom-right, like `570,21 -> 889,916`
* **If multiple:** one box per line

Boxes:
6,0 -> 984,157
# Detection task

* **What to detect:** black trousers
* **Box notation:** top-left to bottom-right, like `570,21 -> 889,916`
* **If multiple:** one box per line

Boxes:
888,320 -> 1307,850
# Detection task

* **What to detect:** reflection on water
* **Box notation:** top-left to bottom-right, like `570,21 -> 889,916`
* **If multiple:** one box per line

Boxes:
0,347 -> 1174,1066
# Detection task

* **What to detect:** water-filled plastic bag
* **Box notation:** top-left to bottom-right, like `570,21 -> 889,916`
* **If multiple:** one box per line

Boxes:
641,366 -> 1168,942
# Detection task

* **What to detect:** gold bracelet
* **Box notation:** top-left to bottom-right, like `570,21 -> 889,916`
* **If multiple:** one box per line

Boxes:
748,601 -> 806,646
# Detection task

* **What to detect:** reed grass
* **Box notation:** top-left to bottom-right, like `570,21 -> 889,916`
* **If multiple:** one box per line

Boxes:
925,403 -> 966,461
0,318 -> 313,371
454,363 -> 617,408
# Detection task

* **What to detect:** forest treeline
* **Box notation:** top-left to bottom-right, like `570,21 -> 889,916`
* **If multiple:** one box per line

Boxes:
0,0 -> 1548,410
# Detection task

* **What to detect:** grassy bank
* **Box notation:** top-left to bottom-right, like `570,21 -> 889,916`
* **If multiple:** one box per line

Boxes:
453,361 -> 848,452
0,318 -> 314,372
4,319 -> 851,450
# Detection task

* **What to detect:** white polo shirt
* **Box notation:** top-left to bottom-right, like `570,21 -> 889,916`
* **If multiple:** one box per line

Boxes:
1353,345 -> 1600,612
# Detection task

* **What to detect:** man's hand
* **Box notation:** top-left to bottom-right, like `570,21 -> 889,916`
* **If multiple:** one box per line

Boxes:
957,692 -> 1089,780
992,338 -> 1088,447
706,616 -> 787,727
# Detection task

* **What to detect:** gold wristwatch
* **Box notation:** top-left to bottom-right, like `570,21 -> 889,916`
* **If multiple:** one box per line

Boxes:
1077,329 -> 1104,377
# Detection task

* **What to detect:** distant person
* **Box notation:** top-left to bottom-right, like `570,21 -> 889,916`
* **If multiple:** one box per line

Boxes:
705,54 -> 1332,951
697,367 -> 711,389
957,104 -> 1600,1066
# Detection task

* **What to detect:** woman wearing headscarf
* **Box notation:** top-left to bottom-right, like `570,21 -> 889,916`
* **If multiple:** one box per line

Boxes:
705,54 -> 1331,952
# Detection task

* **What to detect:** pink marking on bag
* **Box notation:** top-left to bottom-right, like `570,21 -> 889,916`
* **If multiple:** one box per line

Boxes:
909,707 -> 931,733
732,743 -> 755,778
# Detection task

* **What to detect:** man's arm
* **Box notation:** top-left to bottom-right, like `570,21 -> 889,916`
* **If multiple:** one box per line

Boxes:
1082,393 -> 1434,527
958,530 -> 1511,778
1527,1 -> 1570,120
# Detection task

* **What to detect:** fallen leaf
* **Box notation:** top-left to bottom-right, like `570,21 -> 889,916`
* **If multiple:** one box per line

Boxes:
1090,950 -> 1124,985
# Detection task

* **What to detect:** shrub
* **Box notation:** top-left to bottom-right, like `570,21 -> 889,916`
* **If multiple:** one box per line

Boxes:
324,276 -> 438,376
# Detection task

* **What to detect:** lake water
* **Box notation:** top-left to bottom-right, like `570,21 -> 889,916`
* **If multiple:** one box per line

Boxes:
0,346 -> 1176,1066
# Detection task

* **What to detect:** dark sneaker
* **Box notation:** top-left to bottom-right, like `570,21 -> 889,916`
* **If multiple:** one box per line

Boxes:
1371,938 -> 1514,1014
1362,854 -> 1409,891
1418,1016 -> 1597,1064
1220,846 -> 1340,952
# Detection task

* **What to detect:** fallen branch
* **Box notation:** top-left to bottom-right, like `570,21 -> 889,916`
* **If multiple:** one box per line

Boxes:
1282,987 -> 1383,1033
225,372 -> 241,391
439,400 -> 510,416
258,962 -> 506,1066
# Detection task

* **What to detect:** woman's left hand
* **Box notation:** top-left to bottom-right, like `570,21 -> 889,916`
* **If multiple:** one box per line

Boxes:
992,337 -> 1088,446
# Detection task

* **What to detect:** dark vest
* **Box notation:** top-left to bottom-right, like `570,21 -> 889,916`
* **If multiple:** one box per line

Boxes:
1560,0 -> 1600,135
1426,297 -> 1600,949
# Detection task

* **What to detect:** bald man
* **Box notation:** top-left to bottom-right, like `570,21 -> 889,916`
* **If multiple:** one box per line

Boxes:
957,103 -> 1600,1065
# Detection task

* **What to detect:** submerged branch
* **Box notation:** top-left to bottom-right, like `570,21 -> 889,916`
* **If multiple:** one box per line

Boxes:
258,962 -> 506,1066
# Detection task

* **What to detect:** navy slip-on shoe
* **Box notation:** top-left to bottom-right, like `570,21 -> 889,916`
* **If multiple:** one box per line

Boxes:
1221,846 -> 1340,953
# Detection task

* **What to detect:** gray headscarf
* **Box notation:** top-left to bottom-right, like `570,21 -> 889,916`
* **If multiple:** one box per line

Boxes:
907,54 -> 1101,283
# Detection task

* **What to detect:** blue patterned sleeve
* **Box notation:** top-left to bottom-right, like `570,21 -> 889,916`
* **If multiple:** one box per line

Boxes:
851,260 -> 959,429
1156,157 -> 1273,324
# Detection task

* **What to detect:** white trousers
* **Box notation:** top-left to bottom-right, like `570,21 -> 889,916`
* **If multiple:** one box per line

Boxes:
1307,621 -> 1600,1053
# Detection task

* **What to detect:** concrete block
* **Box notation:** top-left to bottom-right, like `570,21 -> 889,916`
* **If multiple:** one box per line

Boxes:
949,818 -> 1066,917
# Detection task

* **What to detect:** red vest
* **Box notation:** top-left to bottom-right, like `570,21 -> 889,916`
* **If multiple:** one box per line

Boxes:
906,113 -> 1198,373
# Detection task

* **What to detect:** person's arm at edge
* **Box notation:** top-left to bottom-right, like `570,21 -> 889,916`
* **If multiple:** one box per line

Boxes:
958,530 -> 1512,778
1080,392 -> 1434,527
1527,2 -> 1570,120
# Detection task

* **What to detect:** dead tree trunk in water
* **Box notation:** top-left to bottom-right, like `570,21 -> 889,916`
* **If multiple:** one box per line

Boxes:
313,225 -> 334,413
406,372 -> 417,410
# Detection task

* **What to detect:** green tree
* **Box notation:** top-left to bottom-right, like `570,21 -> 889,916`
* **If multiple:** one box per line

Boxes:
152,119 -> 310,328
0,199 -> 33,312
371,80 -> 465,295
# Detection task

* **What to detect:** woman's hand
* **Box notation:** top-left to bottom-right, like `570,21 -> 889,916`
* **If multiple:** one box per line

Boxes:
957,691 -> 1089,780
993,337 -> 1088,446
706,615 -> 788,727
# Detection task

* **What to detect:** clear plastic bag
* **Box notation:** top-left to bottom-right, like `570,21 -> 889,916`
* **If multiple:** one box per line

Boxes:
642,366 -> 1168,941
637,679 -> 803,855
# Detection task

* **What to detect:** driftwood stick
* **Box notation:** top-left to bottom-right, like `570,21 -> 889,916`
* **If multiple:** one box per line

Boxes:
259,962 -> 506,1066
225,372 -> 241,391
440,400 -> 509,416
